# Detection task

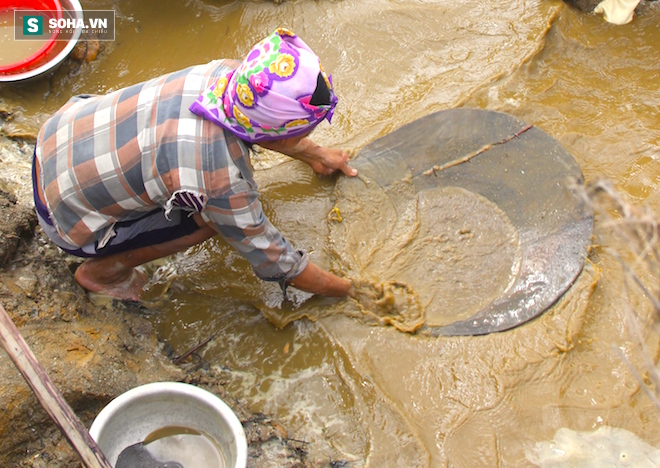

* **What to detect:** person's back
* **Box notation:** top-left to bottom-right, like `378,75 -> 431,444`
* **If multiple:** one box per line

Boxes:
35,59 -> 247,249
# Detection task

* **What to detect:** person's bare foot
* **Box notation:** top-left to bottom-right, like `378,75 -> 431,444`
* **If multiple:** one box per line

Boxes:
75,260 -> 148,302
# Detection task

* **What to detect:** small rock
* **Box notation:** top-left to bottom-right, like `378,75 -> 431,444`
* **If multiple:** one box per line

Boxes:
16,275 -> 37,295
69,39 -> 101,62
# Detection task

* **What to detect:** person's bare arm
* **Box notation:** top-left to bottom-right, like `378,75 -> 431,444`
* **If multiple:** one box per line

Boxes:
260,137 -> 358,177
288,261 -> 353,297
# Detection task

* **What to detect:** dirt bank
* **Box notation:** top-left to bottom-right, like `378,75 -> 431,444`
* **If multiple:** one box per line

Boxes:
0,143 -> 310,467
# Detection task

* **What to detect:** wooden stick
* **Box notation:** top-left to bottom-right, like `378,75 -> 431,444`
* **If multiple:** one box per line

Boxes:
172,333 -> 217,364
423,124 -> 534,176
0,303 -> 112,468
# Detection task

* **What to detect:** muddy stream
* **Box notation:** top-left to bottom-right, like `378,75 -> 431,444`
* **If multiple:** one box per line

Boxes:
2,0 -> 660,466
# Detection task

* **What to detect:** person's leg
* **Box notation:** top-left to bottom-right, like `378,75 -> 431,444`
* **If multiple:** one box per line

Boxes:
74,214 -> 215,301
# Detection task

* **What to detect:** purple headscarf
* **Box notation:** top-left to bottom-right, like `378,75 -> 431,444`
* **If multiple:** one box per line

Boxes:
189,28 -> 338,143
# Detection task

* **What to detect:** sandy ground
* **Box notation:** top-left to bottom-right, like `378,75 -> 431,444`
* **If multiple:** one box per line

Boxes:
0,149 -> 313,467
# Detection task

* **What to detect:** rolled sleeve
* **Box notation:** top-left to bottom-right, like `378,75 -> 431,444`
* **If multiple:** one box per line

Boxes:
202,180 -> 309,281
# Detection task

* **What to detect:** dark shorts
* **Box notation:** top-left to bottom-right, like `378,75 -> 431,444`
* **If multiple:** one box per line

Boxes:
32,151 -> 202,258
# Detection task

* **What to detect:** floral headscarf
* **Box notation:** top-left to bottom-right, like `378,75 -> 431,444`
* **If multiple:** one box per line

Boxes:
189,28 -> 338,143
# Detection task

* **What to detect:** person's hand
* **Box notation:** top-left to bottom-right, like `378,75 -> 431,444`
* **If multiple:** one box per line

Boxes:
303,146 -> 358,177
259,136 -> 358,177
289,262 -> 354,297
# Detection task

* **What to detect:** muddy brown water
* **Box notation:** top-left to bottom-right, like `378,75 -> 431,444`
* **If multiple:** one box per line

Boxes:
0,11 -> 50,67
2,0 -> 660,466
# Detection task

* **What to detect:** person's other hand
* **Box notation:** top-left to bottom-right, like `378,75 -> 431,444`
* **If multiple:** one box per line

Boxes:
306,147 -> 358,177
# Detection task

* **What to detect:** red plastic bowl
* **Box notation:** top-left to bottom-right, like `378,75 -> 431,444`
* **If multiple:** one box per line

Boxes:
0,0 -> 62,74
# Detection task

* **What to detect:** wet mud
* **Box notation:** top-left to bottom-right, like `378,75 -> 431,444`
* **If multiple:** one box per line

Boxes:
0,183 -> 310,467
332,183 -> 520,330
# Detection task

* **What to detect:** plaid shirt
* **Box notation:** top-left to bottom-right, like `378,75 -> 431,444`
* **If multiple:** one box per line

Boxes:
35,60 -> 308,281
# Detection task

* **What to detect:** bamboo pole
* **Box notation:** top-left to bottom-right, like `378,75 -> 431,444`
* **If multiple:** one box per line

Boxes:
0,303 -> 112,468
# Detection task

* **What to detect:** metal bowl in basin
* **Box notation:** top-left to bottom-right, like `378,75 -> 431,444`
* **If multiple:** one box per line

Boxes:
89,381 -> 248,468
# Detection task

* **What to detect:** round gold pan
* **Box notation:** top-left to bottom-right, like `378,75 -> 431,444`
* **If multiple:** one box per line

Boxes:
350,108 -> 593,336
